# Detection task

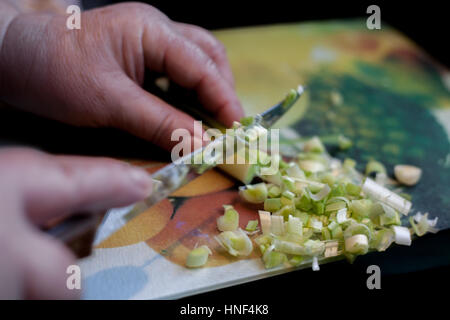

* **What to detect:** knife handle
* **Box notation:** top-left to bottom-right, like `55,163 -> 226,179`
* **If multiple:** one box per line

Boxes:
43,213 -> 104,258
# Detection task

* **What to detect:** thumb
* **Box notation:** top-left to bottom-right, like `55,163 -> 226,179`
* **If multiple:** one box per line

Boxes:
3,149 -> 153,225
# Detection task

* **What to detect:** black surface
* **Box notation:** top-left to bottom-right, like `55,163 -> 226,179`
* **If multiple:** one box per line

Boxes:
83,0 -> 449,68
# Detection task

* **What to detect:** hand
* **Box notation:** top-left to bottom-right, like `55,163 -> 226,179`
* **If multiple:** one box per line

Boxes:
0,2 -> 244,150
0,148 -> 152,299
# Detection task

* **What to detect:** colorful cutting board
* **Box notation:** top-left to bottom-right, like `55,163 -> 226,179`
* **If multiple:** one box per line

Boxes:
80,19 -> 450,299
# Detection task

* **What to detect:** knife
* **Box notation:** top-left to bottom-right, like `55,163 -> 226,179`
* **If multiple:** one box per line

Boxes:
45,85 -> 305,257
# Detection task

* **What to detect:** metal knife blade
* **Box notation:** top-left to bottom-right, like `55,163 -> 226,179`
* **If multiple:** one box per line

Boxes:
96,85 -> 304,242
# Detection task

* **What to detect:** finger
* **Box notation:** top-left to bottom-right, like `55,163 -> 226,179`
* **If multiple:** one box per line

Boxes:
105,73 -> 204,151
18,229 -> 79,299
143,30 -> 244,127
0,148 -> 153,224
173,22 -> 235,87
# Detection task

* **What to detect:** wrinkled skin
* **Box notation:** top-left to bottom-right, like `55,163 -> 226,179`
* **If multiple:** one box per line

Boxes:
0,2 -> 243,149
0,1 -> 243,299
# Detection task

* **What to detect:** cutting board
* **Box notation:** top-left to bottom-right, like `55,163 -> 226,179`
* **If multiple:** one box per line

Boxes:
79,19 -> 450,299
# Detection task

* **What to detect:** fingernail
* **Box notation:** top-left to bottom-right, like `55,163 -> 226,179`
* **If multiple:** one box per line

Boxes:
129,168 -> 153,196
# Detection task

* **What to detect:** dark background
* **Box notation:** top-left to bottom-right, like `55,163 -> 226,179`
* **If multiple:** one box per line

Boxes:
83,0 -> 449,68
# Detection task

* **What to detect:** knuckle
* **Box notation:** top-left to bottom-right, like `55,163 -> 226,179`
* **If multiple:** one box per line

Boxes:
151,112 -> 177,146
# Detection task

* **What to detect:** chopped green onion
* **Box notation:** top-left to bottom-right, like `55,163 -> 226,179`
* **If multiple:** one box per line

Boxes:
245,220 -> 259,232
287,215 -> 303,236
345,234 -> 369,255
264,198 -> 282,212
392,226 -> 412,246
338,135 -> 353,150
312,256 -> 320,271
303,136 -> 325,153
325,200 -> 347,212
365,160 -> 386,175
271,215 -> 285,236
217,205 -> 239,232
186,245 -> 212,268
268,185 -> 282,198
239,116 -> 254,127
239,183 -> 268,204
299,160 -> 326,173
346,183 -> 361,196
289,255 -> 304,266
263,245 -> 287,269
362,178 -> 411,215
258,210 -> 272,235
215,229 -> 253,256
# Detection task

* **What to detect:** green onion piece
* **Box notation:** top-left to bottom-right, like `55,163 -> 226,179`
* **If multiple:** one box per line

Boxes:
294,210 -> 310,225
271,215 -> 285,235
285,164 -> 305,179
239,182 -> 268,204
338,135 -> 353,150
296,194 -> 312,211
325,201 -> 346,212
327,220 -> 338,231
245,220 -> 259,232
392,226 -> 412,246
346,183 -> 361,196
258,210 -> 272,235
320,173 -> 336,186
287,215 -> 303,236
365,160 -> 386,175
343,158 -> 356,169
303,136 -> 325,153
349,199 -> 372,220
264,198 -> 282,212
217,205 -> 239,231
370,229 -> 394,251
312,201 -> 325,215
331,225 -> 344,239
322,227 -> 331,240
186,245 -> 212,268
345,234 -> 369,255
362,178 -> 411,215
282,176 -> 296,192
303,239 -> 325,256
307,217 -> 323,232
344,221 -> 372,241
378,203 -> 401,226
263,248 -> 287,269
299,160 -> 326,173
275,205 -> 295,221
289,255 -> 304,267
240,116 -> 254,127
268,185 -> 282,198
312,256 -> 320,271
410,212 -> 439,236
214,229 -> 253,256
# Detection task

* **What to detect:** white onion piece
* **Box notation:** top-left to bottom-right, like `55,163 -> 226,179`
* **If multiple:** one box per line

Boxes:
362,178 -> 411,215
312,256 -> 320,271
259,210 -> 272,235
392,226 -> 412,246
308,184 -> 331,201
